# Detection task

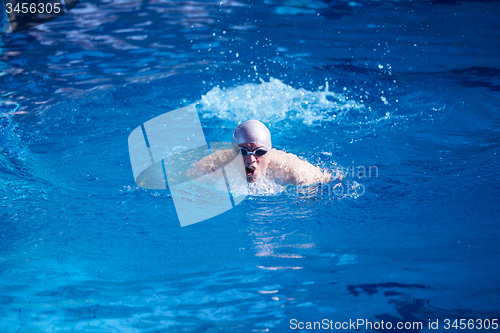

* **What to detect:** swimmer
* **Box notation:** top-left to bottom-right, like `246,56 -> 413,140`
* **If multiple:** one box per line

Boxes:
185,120 -> 332,186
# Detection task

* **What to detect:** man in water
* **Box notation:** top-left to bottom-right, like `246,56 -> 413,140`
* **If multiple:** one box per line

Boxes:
186,120 -> 331,186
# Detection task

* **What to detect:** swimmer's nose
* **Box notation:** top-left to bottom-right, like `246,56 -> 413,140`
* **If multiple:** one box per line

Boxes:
243,155 -> 253,163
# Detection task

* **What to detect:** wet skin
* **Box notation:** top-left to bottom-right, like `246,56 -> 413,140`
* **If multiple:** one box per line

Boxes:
184,143 -> 331,186
237,142 -> 270,183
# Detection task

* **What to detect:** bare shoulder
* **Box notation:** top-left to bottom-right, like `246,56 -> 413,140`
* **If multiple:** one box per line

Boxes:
184,148 -> 234,178
210,148 -> 234,164
199,148 -> 234,170
267,149 -> 313,169
267,149 -> 302,164
267,149 -> 331,186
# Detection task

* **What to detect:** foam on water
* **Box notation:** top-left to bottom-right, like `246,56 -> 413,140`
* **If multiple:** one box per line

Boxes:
195,77 -> 437,145
245,176 -> 288,196
197,78 -> 363,126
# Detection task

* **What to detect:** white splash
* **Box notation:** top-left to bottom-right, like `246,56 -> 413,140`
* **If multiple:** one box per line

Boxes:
197,78 -> 363,125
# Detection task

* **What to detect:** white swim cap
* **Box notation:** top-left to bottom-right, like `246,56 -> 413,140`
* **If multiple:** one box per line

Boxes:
232,120 -> 272,149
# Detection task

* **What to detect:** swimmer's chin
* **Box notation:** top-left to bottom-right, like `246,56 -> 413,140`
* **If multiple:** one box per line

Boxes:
246,175 -> 258,183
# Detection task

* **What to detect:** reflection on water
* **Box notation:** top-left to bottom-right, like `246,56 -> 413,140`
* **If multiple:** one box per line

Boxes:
1,0 -> 247,112
1,0 -> 500,331
2,0 -> 497,116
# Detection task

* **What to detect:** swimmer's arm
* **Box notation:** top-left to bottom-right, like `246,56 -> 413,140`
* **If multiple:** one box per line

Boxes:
267,150 -> 331,186
183,149 -> 235,179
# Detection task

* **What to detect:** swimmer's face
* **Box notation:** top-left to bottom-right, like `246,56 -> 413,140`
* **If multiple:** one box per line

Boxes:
237,143 -> 270,183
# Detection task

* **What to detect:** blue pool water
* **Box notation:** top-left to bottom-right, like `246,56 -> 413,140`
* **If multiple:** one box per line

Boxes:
1,0 -> 500,331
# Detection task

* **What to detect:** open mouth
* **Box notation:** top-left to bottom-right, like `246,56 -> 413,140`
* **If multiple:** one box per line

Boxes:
245,165 -> 256,176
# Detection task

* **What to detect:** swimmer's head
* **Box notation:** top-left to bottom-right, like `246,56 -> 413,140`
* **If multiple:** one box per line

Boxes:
232,120 -> 272,183
232,120 -> 272,149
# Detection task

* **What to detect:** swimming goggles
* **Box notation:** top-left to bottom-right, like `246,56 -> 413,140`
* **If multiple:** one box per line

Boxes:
237,147 -> 268,157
